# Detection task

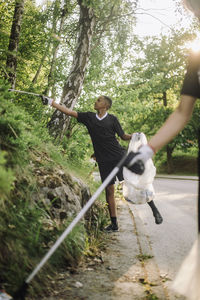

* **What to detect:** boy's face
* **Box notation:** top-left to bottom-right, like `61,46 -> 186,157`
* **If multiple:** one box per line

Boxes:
94,96 -> 108,110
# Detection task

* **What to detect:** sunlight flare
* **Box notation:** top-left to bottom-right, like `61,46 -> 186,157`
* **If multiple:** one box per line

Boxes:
185,35 -> 200,52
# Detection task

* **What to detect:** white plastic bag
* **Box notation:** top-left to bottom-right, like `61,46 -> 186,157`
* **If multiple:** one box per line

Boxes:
123,132 -> 156,204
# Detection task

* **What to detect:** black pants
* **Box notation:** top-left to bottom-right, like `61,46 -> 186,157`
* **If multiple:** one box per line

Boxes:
98,159 -> 124,185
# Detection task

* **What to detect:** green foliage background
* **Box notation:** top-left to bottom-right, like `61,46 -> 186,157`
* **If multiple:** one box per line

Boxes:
0,0 -> 200,297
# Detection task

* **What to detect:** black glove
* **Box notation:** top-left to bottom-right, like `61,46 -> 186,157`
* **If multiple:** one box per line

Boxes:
124,151 -> 145,175
41,95 -> 53,106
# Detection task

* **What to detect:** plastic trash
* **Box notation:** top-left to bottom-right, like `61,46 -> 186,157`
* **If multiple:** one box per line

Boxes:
123,132 -> 156,204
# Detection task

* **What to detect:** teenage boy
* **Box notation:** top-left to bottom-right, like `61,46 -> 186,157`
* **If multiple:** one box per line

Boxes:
42,95 -> 131,231
42,95 -> 162,231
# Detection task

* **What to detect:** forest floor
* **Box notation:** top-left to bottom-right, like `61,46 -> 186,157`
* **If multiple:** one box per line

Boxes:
40,193 -> 170,300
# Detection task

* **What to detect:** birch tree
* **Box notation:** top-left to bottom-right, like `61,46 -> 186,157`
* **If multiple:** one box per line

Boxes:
47,0 -> 138,139
48,0 -> 95,139
44,0 -> 71,97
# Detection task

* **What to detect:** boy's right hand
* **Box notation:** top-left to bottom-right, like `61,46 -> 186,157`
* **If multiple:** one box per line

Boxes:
41,95 -> 53,106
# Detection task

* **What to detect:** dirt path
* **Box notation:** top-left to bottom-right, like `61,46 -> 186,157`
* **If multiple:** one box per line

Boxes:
42,196 -> 172,300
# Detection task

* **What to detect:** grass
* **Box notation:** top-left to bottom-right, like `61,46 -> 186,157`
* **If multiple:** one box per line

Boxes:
144,293 -> 159,300
136,254 -> 154,262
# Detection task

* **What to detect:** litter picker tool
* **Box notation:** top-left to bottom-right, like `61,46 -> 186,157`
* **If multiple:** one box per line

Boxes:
8,89 -> 42,97
6,152 -> 143,300
172,129 -> 200,300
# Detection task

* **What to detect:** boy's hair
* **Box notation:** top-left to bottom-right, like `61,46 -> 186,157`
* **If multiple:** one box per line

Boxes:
103,95 -> 112,109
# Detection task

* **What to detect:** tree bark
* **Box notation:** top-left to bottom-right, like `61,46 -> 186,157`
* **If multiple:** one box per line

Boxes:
32,49 -> 49,85
166,145 -> 173,174
48,0 -> 95,139
163,90 -> 167,107
6,0 -> 25,88
162,90 -> 173,171
45,1 -> 67,97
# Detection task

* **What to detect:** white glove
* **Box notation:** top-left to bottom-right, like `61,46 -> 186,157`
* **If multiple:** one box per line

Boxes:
41,95 -> 54,106
128,144 -> 154,169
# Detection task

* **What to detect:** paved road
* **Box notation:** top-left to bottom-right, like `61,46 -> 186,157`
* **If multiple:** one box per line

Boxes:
127,177 -> 198,299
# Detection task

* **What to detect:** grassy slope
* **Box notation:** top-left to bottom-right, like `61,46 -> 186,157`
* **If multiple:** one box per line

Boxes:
0,87 -> 108,297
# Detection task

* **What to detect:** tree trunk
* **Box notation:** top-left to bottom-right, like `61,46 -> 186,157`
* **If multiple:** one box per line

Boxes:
6,0 -> 25,88
48,0 -> 95,139
32,0 -> 60,86
163,90 -> 167,107
32,49 -> 49,85
162,90 -> 173,171
166,145 -> 173,174
45,1 -> 67,97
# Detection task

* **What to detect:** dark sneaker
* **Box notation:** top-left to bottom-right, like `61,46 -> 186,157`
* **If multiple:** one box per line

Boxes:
104,224 -> 119,232
154,211 -> 163,224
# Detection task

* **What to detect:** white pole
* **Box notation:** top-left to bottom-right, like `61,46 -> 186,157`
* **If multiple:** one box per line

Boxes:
8,89 -> 41,97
